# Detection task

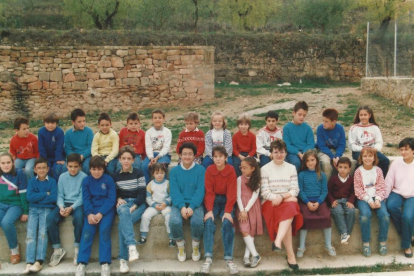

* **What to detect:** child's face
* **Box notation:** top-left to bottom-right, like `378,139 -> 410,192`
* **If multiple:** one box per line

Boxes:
127,119 -> 140,132
153,169 -> 165,182
44,121 -> 57,132
362,152 -> 375,167
152,113 -> 165,129
98,119 -> 111,134
120,152 -> 134,170
90,167 -> 104,179
265,117 -> 277,130
16,124 -> 30,138
306,155 -> 317,170
337,163 -> 351,178
292,109 -> 307,124
359,109 -> 371,125
400,146 -> 414,162
0,156 -> 13,173
67,161 -> 81,176
271,148 -> 286,164
72,116 -> 86,130
213,151 -> 226,168
212,115 -> 224,130
240,161 -> 255,177
180,148 -> 195,167
34,162 -> 49,180
238,122 -> 250,134
322,117 -> 336,130
185,120 -> 197,132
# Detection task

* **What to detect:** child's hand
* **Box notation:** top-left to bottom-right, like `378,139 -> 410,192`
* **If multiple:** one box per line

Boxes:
105,161 -> 108,166
56,160 -> 65,165
155,204 -> 161,211
313,202 -> 320,210
239,155 -> 245,160
150,157 -> 158,165
47,192 -> 50,196
117,198 -> 127,207
204,211 -> 214,222
271,195 -> 283,206
87,214 -> 98,225
161,202 -> 167,210
284,197 -> 297,203
129,205 -> 137,213
20,214 -> 28,222
186,207 -> 194,218
60,207 -> 66,216
368,201 -> 376,209
80,155 -> 84,162
332,200 -> 338,208
332,157 -> 339,167
93,213 -> 103,223
222,212 -> 234,224
298,153 -> 304,160
307,202 -> 315,211
374,199 -> 381,209
181,207 -> 189,219
238,210 -> 248,222
346,202 -> 355,209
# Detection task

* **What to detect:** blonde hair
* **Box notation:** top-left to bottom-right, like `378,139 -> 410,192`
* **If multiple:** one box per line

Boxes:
209,112 -> 227,130
358,148 -> 379,166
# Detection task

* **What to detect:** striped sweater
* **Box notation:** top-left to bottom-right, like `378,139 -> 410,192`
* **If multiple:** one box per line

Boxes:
204,129 -> 232,158
146,179 -> 171,207
354,166 -> 386,203
114,168 -> 146,207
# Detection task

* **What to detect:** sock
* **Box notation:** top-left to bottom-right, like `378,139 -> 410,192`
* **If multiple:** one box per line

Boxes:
206,257 -> 212,263
299,229 -> 308,249
141,232 -> 148,238
176,240 -> 185,248
11,245 -> 19,255
244,246 -> 250,259
36,260 -> 44,265
323,228 -> 332,248
192,240 -> 200,248
243,235 -> 259,257
54,248 -> 63,254
74,247 -> 79,254
128,245 -> 136,250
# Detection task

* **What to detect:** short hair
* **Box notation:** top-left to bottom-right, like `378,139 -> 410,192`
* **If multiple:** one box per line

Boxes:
399,137 -> 414,151
184,112 -> 200,123
118,145 -> 136,159
293,101 -> 309,112
322,108 -> 339,121
358,148 -> 379,166
337,157 -> 352,167
265,111 -> 279,121
127,112 -> 141,122
89,156 -> 106,169
269,140 -> 287,153
43,113 -> 59,124
152,109 -> 165,118
179,142 -> 197,155
236,115 -> 251,129
34,157 -> 48,167
71,108 -> 86,121
67,153 -> 82,165
13,117 -> 29,130
98,112 -> 111,124
209,112 -> 227,130
151,163 -> 167,175
0,152 -> 16,176
212,145 -> 228,158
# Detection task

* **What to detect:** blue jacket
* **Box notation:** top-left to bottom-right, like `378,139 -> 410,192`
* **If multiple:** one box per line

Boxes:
38,126 -> 65,162
64,127 -> 94,158
283,122 -> 315,155
82,173 -> 116,216
315,123 -> 346,159
26,176 -> 57,208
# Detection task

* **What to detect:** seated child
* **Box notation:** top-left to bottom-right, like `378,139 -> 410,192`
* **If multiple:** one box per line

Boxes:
176,112 -> 205,165
10,117 -> 39,181
23,157 -> 57,274
76,156 -> 116,276
327,157 -> 355,244
91,113 -> 119,177
256,111 -> 282,168
46,153 -> 87,267
232,115 -> 256,177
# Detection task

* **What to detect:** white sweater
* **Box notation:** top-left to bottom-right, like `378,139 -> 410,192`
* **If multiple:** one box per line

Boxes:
348,123 -> 383,152
145,126 -> 172,159
256,126 -> 283,156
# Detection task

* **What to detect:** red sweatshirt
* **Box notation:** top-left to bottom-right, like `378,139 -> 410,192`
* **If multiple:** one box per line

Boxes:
9,133 -> 39,160
118,128 -> 146,159
204,164 -> 237,213
176,128 -> 205,157
232,131 -> 256,157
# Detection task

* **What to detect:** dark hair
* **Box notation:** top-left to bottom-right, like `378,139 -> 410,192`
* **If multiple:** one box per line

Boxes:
71,108 -> 86,122
236,115 -> 251,130
265,111 -> 279,121
293,101 -> 309,112
269,140 -> 286,153
151,163 -> 167,175
184,112 -> 199,123
43,113 -> 59,124
241,157 -> 261,192
353,105 -> 378,126
34,157 -> 48,167
67,153 -> 82,165
322,108 -> 339,121
179,142 -> 197,155
118,145 -> 136,159
209,112 -> 227,130
127,112 -> 141,122
13,117 -> 29,130
0,152 -> 16,176
399,137 -> 414,151
152,109 -> 165,118
358,148 -> 379,166
337,156 -> 352,168
212,146 -> 228,158
89,156 -> 106,170
301,150 -> 321,179
98,112 -> 111,124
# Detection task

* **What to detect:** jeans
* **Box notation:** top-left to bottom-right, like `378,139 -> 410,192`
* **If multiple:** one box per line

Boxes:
331,198 -> 356,235
357,199 -> 389,243
140,206 -> 171,234
26,207 -> 52,263
286,153 -> 301,173
169,205 -> 204,241
352,151 -> 390,177
46,204 -> 84,248
203,195 -> 235,260
259,155 -> 271,168
202,156 -> 233,169
117,199 -> 147,260
14,158 -> 35,182
116,156 -> 143,174
48,161 -> 66,181
386,192 -> 414,249
81,156 -> 91,175
0,203 -> 23,249
142,153 -> 171,183
78,207 -> 115,265
232,152 -> 249,177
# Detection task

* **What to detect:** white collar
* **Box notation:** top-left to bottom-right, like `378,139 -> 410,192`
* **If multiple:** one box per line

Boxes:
180,162 -> 195,170
185,128 -> 199,132
36,175 -> 49,181
338,174 -> 349,183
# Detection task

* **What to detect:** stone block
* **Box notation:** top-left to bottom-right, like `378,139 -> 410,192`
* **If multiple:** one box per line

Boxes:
167,50 -> 180,55
111,57 -> 124,68
93,79 -> 110,88
100,73 -> 114,79
114,70 -> 128,79
98,60 -> 112,67
123,78 -> 140,86
64,73 -> 76,82
140,77 -> 150,86
38,72 -> 50,81
167,55 -> 180,61
28,81 -> 42,90
184,86 -> 198,93
136,49 -> 148,55
152,54 -> 166,60
42,81 -> 49,89
72,82 -> 88,90
248,70 -> 257,77
20,75 -> 38,83
116,50 -> 129,57
87,72 -> 100,80
0,56 -> 10,62
20,56 -> 34,63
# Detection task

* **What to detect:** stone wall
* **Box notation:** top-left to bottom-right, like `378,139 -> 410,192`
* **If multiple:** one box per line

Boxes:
0,46 -> 214,120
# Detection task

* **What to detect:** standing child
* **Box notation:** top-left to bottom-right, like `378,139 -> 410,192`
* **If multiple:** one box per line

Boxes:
176,112 -> 205,165
142,109 -> 172,184
0,152 -> 28,265
256,111 -> 283,167
202,112 -> 233,169
91,113 -> 119,177
201,146 -> 238,275
236,157 -> 262,268
10,117 -> 39,182
354,147 -> 389,257
297,150 -> 336,258
76,156 -> 116,276
348,105 -> 390,177
327,157 -> 356,244
232,115 -> 256,177
139,163 -> 174,246
38,113 -> 66,180
23,157 -> 57,274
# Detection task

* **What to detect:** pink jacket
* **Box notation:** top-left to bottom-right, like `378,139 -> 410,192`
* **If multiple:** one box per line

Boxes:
354,166 -> 386,203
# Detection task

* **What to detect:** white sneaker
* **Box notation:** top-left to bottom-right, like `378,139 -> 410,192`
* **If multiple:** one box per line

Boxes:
119,259 -> 129,274
75,264 -> 86,276
29,261 -> 43,272
226,260 -> 239,275
73,251 -> 78,266
22,264 -> 31,275
128,246 -> 139,262
192,246 -> 200,261
341,233 -> 350,244
177,244 -> 186,262
49,248 -> 66,267
101,263 -> 110,276
200,260 -> 212,274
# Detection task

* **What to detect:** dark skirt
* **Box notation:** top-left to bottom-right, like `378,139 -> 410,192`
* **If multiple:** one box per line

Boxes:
298,201 -> 331,229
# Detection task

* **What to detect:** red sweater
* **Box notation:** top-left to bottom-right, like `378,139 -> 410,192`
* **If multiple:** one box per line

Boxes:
9,133 -> 39,160
327,174 -> 355,205
204,164 -> 237,213
176,128 -> 205,157
232,131 -> 256,157
118,128 -> 146,158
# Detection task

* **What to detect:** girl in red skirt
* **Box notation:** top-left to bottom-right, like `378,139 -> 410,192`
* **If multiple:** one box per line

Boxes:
236,157 -> 263,268
297,150 -> 336,258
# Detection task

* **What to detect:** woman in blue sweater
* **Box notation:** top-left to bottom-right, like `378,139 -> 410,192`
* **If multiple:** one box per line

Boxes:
297,150 -> 336,258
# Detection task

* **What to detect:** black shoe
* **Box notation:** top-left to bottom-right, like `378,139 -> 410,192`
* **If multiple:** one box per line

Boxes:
405,248 -> 413,258
137,237 -> 147,246
286,256 -> 299,270
169,239 -> 176,247
272,242 -> 282,251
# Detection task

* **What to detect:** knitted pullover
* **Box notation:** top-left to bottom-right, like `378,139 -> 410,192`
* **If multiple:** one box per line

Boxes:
0,170 -> 29,214
146,179 -> 171,207
57,171 -> 87,209
64,127 -> 94,158
354,166 -> 386,203
118,127 -> 146,157
298,170 -> 328,204
256,126 -> 283,157
9,133 -> 39,160
348,123 -> 383,152
114,168 -> 146,207
26,176 -> 57,208
232,131 -> 256,157
385,157 -> 414,198
38,126 -> 65,162
315,123 -> 346,158
145,126 -> 172,159
204,129 -> 232,158
327,174 -> 355,204
82,173 -> 116,216
283,122 -> 315,155
176,128 -> 205,157
91,129 -> 119,163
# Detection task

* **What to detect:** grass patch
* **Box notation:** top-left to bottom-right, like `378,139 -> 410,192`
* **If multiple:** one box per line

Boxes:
339,98 -> 359,127
386,143 -> 399,148
277,87 -> 312,94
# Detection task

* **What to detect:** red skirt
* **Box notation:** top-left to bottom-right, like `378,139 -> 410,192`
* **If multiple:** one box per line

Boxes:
298,201 -> 331,229
262,201 -> 304,241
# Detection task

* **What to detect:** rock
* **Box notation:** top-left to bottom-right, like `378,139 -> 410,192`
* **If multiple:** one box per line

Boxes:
116,50 -> 129,57
93,79 -> 110,88
50,71 -> 62,82
230,81 -> 239,86
39,72 -> 50,81
72,82 -> 88,90
64,73 -> 76,82
111,57 -> 124,68
100,73 -> 114,79
28,81 -> 42,90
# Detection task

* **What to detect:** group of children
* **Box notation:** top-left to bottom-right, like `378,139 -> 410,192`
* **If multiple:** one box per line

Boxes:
0,100 -> 411,275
